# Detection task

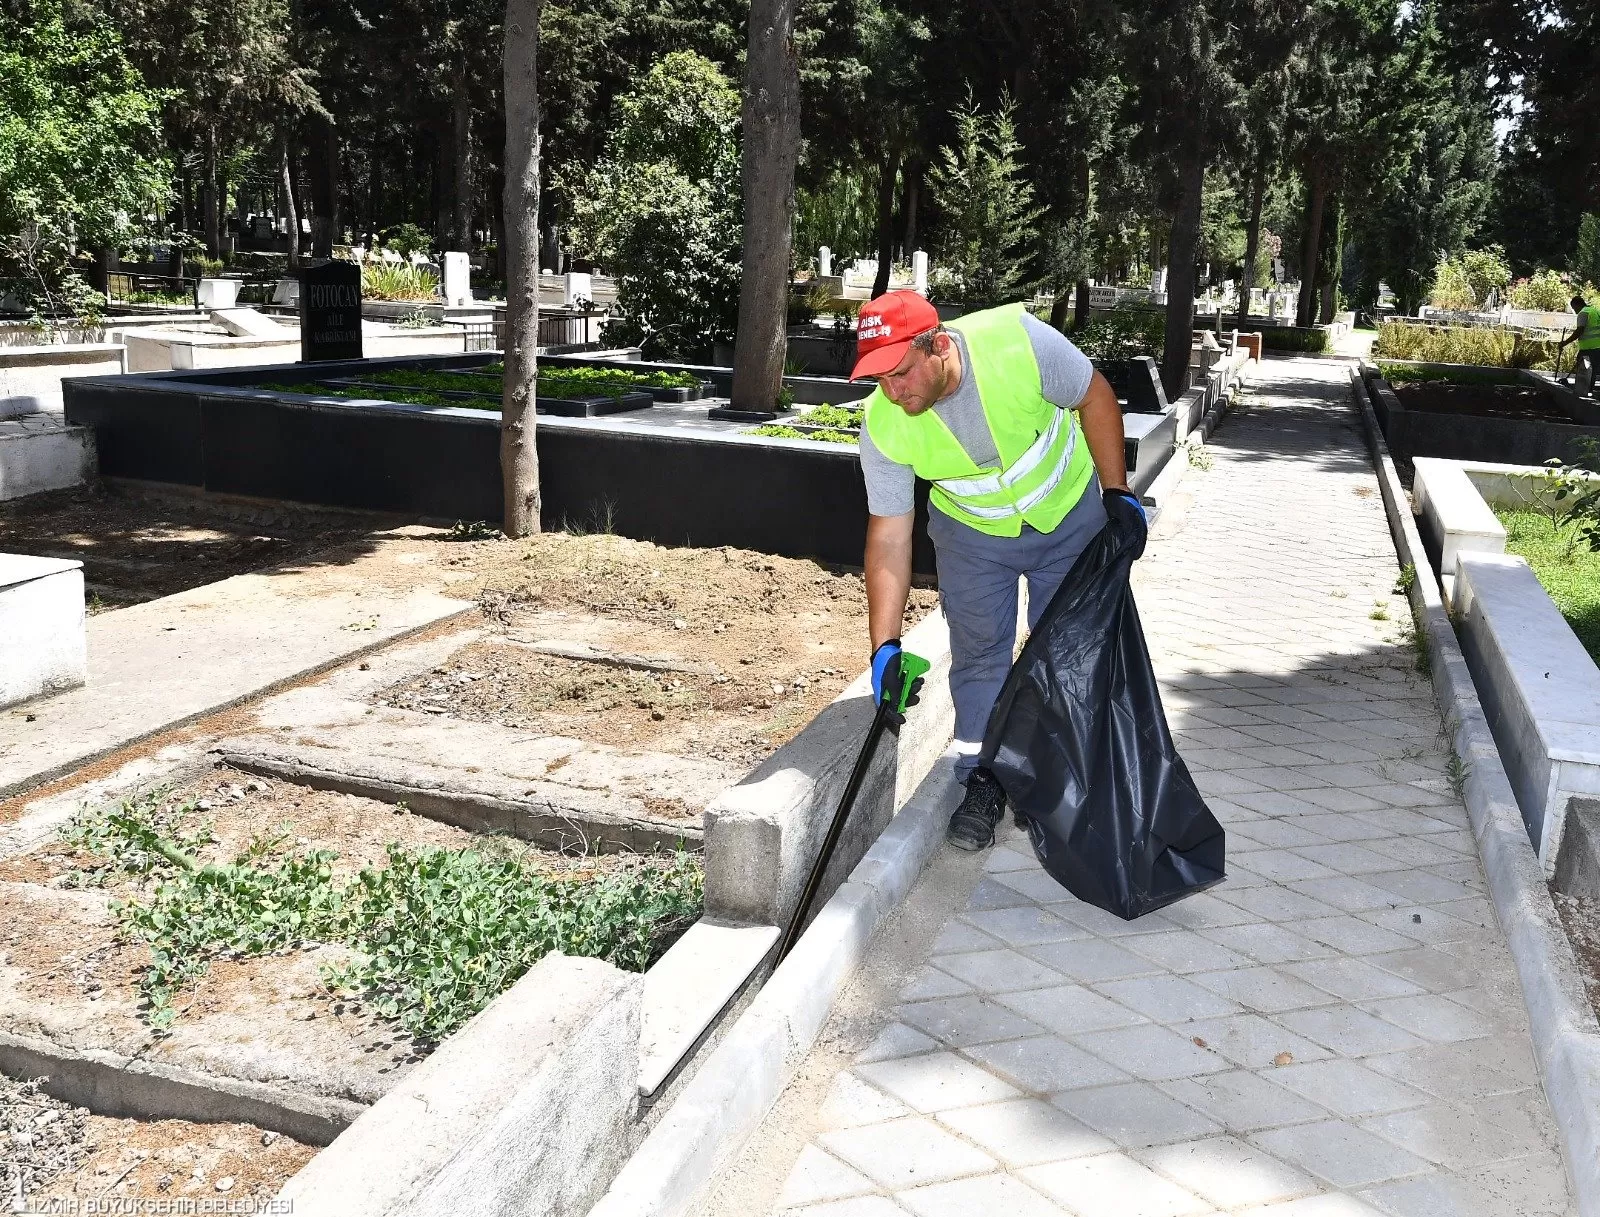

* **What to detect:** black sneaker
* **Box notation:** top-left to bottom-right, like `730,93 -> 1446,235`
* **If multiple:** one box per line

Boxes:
947,768 -> 1006,851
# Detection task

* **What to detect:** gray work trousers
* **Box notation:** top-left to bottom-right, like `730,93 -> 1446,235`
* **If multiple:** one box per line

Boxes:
929,476 -> 1109,782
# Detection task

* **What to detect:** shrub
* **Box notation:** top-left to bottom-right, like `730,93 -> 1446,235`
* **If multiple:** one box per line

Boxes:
1430,247 -> 1511,311
566,52 -> 741,360
1373,320 -> 1561,369
1428,257 -> 1477,312
1261,327 -> 1331,353
1508,269 -> 1572,312
379,223 -> 433,259
1072,309 -> 1165,361
362,262 -> 440,302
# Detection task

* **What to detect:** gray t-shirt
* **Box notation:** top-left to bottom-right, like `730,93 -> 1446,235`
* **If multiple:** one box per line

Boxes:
859,312 -> 1095,517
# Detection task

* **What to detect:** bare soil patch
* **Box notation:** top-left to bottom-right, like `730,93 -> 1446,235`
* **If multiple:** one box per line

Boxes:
3,1074 -> 314,1205
0,484 -> 392,611
381,532 -> 936,767
1392,381 -> 1576,424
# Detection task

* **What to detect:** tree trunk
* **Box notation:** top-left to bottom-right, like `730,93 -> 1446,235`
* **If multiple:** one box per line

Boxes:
202,125 -> 221,257
1238,156 -> 1264,327
309,115 -> 337,258
1160,147 -> 1204,401
1318,194 -> 1341,325
280,137 -> 301,269
501,0 -> 543,537
452,57 -> 475,250
902,159 -> 921,257
871,153 -> 898,298
1296,164 -> 1327,328
730,0 -> 802,414
366,142 -> 382,246
1073,278 -> 1091,331
1049,293 -> 1071,331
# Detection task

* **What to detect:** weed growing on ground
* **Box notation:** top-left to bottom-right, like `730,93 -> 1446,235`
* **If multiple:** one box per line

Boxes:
1446,747 -> 1469,799
448,519 -> 499,541
1395,615 -> 1433,679
1184,439 -> 1214,471
1394,563 -> 1416,595
65,796 -> 702,1042
1370,602 -> 1390,621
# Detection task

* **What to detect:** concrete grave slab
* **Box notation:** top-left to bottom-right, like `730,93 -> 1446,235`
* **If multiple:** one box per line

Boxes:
0,554 -> 86,708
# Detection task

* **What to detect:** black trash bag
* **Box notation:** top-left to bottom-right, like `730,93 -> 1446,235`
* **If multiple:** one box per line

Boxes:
980,516 -> 1225,919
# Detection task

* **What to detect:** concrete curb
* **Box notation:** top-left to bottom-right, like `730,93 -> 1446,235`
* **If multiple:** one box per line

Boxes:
0,1027 -> 363,1146
586,760 -> 956,1217
1350,368 -> 1600,1216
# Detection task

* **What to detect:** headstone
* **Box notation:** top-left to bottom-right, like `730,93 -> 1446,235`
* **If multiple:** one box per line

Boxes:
442,252 -> 472,307
196,278 -> 238,309
564,272 -> 593,307
1150,267 -> 1167,295
1089,285 -> 1119,309
298,261 -> 363,362
912,250 -> 929,296
818,246 -> 832,278
210,307 -> 285,338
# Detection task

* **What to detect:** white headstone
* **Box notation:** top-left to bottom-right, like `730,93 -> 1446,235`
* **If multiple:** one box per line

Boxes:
912,250 -> 929,296
1151,267 -> 1167,294
196,278 -> 238,309
442,251 -> 471,307
819,246 -> 832,278
564,272 -> 593,307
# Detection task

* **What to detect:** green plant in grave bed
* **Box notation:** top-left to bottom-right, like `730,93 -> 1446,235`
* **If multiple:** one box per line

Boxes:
480,362 -> 701,390
258,381 -> 500,411
746,424 -> 857,445
65,796 -> 702,1041
800,403 -> 863,429
1375,362 -> 1518,387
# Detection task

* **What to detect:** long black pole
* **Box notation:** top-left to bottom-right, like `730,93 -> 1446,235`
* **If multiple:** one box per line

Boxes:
774,699 -> 893,965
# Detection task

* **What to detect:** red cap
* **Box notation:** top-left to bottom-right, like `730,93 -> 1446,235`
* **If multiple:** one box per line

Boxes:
849,291 -> 940,380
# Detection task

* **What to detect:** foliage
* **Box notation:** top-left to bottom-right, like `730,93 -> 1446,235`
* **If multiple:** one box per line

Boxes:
794,168 -> 881,268
800,403 -> 863,429
1373,321 -> 1566,369
1427,257 -> 1477,312
1375,361 -> 1517,386
1497,509 -> 1600,665
1577,215 -> 1600,293
379,224 -> 434,259
925,94 -> 1042,308
0,0 -> 169,315
566,52 -> 741,359
1260,328 -> 1331,353
67,795 -> 702,1041
360,263 -> 440,302
1508,270 -> 1573,312
1071,310 -> 1166,362
745,424 -> 857,444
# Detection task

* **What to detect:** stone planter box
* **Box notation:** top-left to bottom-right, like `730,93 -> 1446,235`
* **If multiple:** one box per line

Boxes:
0,554 -> 87,709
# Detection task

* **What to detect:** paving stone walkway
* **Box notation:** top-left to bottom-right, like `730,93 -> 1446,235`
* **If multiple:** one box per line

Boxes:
754,360 -> 1575,1216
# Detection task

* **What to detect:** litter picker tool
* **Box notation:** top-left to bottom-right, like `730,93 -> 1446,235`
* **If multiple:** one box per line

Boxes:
774,651 -> 931,965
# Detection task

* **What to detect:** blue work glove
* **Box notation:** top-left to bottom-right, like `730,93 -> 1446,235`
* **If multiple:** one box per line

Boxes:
871,639 -> 903,707
1102,486 -> 1149,559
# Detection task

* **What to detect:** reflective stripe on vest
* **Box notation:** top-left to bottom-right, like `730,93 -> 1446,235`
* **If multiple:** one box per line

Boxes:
933,407 -> 1079,518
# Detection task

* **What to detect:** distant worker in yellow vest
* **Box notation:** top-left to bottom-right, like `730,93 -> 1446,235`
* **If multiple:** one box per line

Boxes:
851,290 -> 1147,851
1560,294 -> 1600,397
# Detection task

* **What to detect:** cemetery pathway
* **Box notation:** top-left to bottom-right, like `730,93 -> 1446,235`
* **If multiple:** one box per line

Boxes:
700,357 -> 1576,1217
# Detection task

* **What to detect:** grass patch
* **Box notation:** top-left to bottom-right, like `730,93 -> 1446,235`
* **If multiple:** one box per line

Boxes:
67,796 -> 701,1043
1375,361 -> 1521,386
481,362 -> 703,391
1495,509 -> 1600,664
259,381 -> 501,411
799,403 -> 863,429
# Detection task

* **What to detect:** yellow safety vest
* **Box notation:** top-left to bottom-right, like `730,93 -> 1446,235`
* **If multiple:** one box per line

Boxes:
862,304 -> 1095,537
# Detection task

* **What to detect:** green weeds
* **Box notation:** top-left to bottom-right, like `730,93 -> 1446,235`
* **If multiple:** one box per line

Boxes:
64,796 -> 702,1043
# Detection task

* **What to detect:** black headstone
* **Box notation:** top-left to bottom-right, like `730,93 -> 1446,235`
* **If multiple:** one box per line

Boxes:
299,261 -> 363,362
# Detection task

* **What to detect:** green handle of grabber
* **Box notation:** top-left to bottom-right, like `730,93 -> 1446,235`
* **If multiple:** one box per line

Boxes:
895,650 -> 932,715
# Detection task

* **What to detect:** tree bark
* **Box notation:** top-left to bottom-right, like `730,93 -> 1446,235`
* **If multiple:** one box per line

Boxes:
902,158 -> 921,257
308,115 -> 338,259
1073,278 -> 1091,331
1238,156 -> 1264,327
280,136 -> 301,269
730,0 -> 802,414
1317,194 -> 1341,325
1160,147 -> 1204,401
871,153 -> 898,298
1050,293 -> 1071,331
452,57 -> 475,250
1296,163 -> 1327,328
202,125 -> 221,257
501,0 -> 543,537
